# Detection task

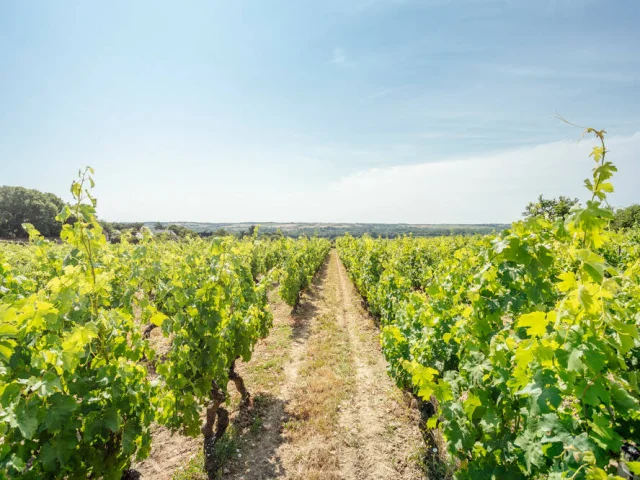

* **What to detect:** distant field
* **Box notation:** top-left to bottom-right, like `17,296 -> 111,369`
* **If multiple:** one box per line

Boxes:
144,221 -> 510,238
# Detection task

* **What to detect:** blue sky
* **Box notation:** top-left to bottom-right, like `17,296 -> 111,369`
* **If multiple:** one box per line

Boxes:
1,0 -> 639,223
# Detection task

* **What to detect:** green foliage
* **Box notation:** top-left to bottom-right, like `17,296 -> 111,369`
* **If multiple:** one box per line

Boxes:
612,204 -> 640,230
338,130 -> 640,479
0,169 -> 329,479
277,237 -> 331,308
0,168 -> 155,479
246,234 -> 330,307
0,186 -> 66,238
99,221 -> 147,243
522,194 -> 579,221
141,236 -> 274,435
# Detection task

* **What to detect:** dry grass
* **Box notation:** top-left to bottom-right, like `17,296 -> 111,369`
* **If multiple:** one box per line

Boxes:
239,293 -> 293,395
279,272 -> 355,479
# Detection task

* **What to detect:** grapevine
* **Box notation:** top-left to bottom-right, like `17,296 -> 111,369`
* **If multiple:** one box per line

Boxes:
0,170 -> 330,479
337,130 -> 640,479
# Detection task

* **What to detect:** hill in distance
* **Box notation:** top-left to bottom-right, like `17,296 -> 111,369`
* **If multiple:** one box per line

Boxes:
145,222 -> 510,239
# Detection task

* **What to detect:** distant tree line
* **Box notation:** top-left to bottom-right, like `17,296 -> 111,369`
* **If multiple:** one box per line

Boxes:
2,186 -> 640,240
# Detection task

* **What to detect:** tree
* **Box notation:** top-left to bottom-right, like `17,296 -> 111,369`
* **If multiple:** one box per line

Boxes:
99,221 -> 147,243
239,225 -> 258,239
611,204 -> 640,230
0,186 -> 66,238
522,195 -> 579,221
167,224 -> 196,238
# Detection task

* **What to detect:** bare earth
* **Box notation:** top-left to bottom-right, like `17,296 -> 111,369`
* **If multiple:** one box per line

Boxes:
136,250 -> 424,480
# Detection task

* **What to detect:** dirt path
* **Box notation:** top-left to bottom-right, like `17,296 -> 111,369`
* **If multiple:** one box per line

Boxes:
136,250 -> 424,479
333,251 -> 424,479
226,250 -> 423,480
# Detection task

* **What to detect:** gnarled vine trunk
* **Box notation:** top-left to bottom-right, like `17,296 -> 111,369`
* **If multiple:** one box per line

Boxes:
202,381 -> 226,478
229,359 -> 250,405
201,360 -> 252,478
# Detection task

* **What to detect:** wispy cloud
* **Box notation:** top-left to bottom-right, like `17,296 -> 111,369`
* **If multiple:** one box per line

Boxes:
302,133 -> 640,223
417,130 -> 565,146
96,132 -> 640,223
498,65 -> 637,83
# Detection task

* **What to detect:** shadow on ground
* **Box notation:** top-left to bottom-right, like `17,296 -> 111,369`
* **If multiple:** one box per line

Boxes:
219,393 -> 288,479
220,255 -> 331,479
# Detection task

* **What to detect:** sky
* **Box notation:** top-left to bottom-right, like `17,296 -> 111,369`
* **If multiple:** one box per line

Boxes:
0,0 -> 639,223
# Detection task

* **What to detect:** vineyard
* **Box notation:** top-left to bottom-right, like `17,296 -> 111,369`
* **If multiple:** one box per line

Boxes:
0,168 -> 330,479
1,129 -> 640,480
337,130 -> 640,479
